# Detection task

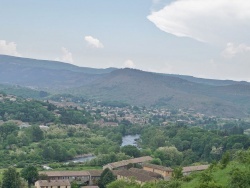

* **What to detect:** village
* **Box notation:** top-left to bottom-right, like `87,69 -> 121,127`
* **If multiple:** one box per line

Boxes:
35,156 -> 209,188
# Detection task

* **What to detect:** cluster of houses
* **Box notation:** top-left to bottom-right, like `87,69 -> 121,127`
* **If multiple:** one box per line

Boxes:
35,156 -> 209,188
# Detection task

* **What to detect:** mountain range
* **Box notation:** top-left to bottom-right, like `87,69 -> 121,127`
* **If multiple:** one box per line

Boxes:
1,54 -> 250,118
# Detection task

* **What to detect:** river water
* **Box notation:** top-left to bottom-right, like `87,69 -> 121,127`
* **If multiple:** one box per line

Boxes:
64,134 -> 140,164
121,134 -> 140,147
66,155 -> 96,163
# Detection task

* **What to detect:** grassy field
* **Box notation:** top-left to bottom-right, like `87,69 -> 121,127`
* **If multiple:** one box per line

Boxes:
181,162 -> 248,188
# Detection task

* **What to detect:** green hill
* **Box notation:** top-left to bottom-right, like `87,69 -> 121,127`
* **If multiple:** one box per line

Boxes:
182,150 -> 250,188
71,69 -> 250,118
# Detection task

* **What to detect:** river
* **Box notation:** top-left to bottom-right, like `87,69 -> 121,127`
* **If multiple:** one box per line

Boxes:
121,134 -> 140,147
66,155 -> 96,163
64,134 -> 140,164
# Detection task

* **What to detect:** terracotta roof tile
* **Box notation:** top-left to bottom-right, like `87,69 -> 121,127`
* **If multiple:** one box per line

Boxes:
39,171 -> 90,177
36,180 -> 70,186
143,163 -> 173,172
104,156 -> 152,169
117,169 -> 156,182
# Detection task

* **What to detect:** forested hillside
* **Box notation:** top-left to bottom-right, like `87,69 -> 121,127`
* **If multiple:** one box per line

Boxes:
1,55 -> 250,117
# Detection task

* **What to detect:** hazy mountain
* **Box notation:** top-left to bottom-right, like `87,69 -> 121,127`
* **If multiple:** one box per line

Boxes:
0,83 -> 49,99
1,55 -> 250,117
71,69 -> 250,117
0,55 -> 114,89
164,74 -> 241,86
0,55 -> 116,74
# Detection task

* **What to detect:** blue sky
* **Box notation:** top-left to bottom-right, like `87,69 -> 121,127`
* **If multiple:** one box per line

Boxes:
0,0 -> 250,81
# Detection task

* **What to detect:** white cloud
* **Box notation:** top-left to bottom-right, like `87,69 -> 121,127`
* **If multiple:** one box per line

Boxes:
124,59 -> 135,68
147,0 -> 250,43
56,47 -> 74,64
0,40 -> 21,56
84,36 -> 104,48
221,43 -> 250,58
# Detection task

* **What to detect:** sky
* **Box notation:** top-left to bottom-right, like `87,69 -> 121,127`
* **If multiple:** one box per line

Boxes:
0,0 -> 250,81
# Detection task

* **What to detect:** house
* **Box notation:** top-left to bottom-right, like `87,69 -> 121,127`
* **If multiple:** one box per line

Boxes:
87,170 -> 103,185
39,170 -> 104,186
142,163 -> 173,180
129,168 -> 162,179
182,165 -> 209,176
116,169 -> 157,185
35,180 -> 71,188
103,156 -> 153,170
39,171 -> 90,183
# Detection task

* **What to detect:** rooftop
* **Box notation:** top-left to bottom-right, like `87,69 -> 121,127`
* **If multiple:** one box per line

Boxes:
35,180 -> 70,186
129,168 -> 162,179
39,171 -> 90,177
182,165 -> 209,173
104,156 -> 152,169
117,169 -> 156,183
143,163 -> 173,172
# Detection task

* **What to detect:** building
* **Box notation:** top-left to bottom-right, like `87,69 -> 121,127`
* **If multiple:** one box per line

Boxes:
87,170 -> 103,185
103,156 -> 153,170
116,169 -> 157,185
35,180 -> 71,188
182,165 -> 209,175
39,171 -> 91,184
143,163 -> 173,180
129,168 -> 163,179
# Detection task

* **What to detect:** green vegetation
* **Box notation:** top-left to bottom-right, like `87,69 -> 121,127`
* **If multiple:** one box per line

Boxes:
0,84 -> 49,99
140,125 -> 250,167
20,166 -> 38,188
98,168 -> 116,188
1,94 -> 250,169
1,167 -> 22,188
181,149 -> 250,188
1,92 -> 250,188
106,149 -> 250,188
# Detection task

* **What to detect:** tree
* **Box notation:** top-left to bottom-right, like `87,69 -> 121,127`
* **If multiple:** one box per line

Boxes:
38,173 -> 48,180
229,167 -> 250,188
21,165 -> 39,188
71,181 -> 79,188
150,158 -> 162,165
154,146 -> 183,166
197,170 -> 223,188
26,125 -> 44,142
2,167 -> 21,188
121,145 -> 140,158
107,179 -> 140,188
172,167 -> 183,180
220,151 -> 230,169
99,168 -> 116,188
143,180 -> 182,188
